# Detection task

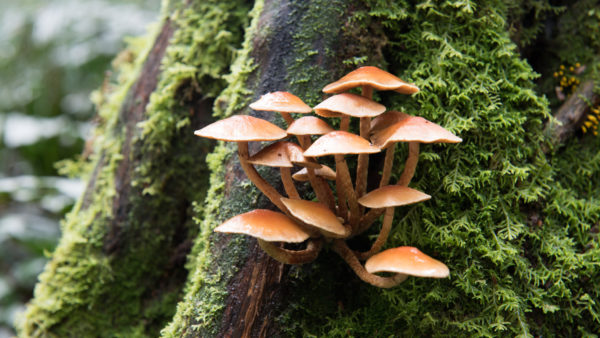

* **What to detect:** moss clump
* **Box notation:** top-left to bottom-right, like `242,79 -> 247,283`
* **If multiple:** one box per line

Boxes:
18,0 -> 250,336
276,1 -> 599,336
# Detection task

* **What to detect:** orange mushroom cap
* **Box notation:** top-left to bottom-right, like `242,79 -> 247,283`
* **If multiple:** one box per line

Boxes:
214,209 -> 310,243
371,113 -> 462,148
304,131 -> 380,157
281,198 -> 349,238
323,66 -> 419,95
358,185 -> 431,208
248,141 -> 320,168
286,116 -> 334,135
365,246 -> 449,278
249,91 -> 312,113
194,115 -> 287,142
370,110 -> 407,134
292,165 -> 336,182
313,93 -> 386,118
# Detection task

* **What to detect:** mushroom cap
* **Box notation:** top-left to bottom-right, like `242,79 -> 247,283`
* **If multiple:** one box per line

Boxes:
249,91 -> 312,113
365,246 -> 449,278
313,93 -> 386,118
248,141 -> 320,168
323,66 -> 419,95
358,185 -> 431,208
194,115 -> 287,142
286,116 -> 334,135
292,165 -> 336,182
370,110 -> 406,134
371,113 -> 462,148
281,198 -> 349,238
214,209 -> 310,243
304,131 -> 380,157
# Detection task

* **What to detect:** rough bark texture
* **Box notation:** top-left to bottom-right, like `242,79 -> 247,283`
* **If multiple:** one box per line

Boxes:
544,80 -> 600,152
19,0 -> 600,337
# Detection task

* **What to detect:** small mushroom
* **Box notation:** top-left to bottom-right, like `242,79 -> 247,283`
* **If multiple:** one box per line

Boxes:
371,113 -> 462,148
248,141 -> 320,199
194,115 -> 289,212
371,112 -> 461,189
286,116 -> 334,136
365,246 -> 449,278
215,209 -> 309,242
281,197 -> 350,238
250,91 -> 312,125
355,186 -> 431,259
323,66 -> 419,95
314,93 -> 386,131
292,165 -> 336,182
357,185 -> 431,209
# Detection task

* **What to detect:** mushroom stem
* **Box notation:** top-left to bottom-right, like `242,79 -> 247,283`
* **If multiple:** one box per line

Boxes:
280,112 -> 295,126
332,239 -> 407,288
355,207 -> 394,260
357,208 -> 385,235
300,135 -> 336,211
335,154 -> 360,226
258,238 -> 323,265
238,142 -> 287,213
355,117 -> 371,198
355,85 -> 374,200
280,167 -> 300,199
307,168 -> 336,212
397,142 -> 419,186
379,144 -> 396,188
340,116 -> 350,131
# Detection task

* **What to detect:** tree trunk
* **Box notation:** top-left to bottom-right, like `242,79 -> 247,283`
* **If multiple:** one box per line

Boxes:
19,1 -> 600,337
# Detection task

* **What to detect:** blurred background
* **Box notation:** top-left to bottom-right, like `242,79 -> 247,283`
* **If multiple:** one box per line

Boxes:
0,0 -> 160,335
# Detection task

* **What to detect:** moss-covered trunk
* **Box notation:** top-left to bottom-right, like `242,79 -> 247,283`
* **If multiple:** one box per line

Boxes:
19,0 -> 600,337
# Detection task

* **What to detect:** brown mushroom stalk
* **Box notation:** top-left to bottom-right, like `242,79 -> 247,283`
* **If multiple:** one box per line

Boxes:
355,85 -> 374,199
280,167 -> 300,199
355,207 -> 394,260
397,142 -> 419,186
238,142 -> 288,213
379,143 -> 396,187
258,238 -> 323,265
306,168 -> 336,212
332,239 -> 407,288
335,154 -> 360,226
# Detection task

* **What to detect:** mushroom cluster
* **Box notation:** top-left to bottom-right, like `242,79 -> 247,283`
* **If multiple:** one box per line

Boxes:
194,66 -> 462,288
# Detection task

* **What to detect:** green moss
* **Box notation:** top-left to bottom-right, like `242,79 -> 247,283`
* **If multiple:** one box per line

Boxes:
161,1 -> 264,336
18,0 -> 250,336
273,0 -> 600,336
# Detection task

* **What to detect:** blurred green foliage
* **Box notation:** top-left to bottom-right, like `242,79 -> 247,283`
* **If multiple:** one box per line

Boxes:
0,0 -> 159,334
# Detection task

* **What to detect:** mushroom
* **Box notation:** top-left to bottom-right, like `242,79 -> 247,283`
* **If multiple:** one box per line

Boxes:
194,115 -> 289,213
323,66 -> 419,95
313,93 -> 385,131
365,246 -> 449,278
292,165 -> 336,182
248,141 -> 320,200
249,91 -> 312,125
331,239 -> 408,288
371,112 -> 461,187
281,197 -> 350,238
304,131 -> 380,226
323,67 -> 420,202
286,116 -> 334,138
355,186 -> 431,259
215,209 -> 321,264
